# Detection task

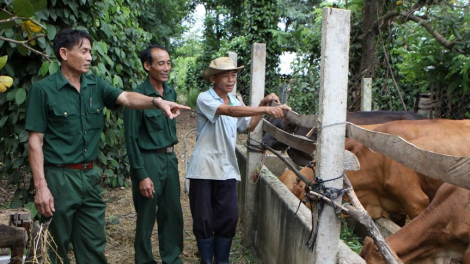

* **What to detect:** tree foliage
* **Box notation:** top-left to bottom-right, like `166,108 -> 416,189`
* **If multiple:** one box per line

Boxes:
0,0 -> 192,208
2,0 -> 470,208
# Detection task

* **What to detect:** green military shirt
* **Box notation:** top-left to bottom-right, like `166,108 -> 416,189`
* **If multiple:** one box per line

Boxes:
25,70 -> 123,164
123,80 -> 178,181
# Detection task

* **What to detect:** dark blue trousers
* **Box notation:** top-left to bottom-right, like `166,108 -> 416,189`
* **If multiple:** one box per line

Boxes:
189,179 -> 238,239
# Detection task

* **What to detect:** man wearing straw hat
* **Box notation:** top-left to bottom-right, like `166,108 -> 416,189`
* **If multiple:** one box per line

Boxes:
186,57 -> 290,264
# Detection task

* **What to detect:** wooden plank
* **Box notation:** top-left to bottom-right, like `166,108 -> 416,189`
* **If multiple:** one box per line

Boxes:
262,119 -> 316,153
271,101 -> 318,128
262,119 -> 360,171
346,123 -> 470,189
0,224 -> 27,248
285,111 -> 318,129
0,208 -> 30,225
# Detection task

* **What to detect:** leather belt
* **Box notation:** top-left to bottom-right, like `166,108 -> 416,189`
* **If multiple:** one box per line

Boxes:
52,162 -> 94,170
154,146 -> 174,153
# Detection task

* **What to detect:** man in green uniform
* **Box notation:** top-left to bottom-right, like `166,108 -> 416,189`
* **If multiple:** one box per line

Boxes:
25,29 -> 189,264
123,45 -> 185,264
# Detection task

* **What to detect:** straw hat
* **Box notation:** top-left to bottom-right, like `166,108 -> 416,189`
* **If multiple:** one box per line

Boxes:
202,57 -> 244,81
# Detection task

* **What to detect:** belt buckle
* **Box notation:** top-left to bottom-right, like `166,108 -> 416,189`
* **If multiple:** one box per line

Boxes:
167,146 -> 174,153
83,163 -> 89,170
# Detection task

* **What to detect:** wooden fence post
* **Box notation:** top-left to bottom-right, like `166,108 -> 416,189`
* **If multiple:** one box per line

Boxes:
242,43 -> 266,247
314,8 -> 350,264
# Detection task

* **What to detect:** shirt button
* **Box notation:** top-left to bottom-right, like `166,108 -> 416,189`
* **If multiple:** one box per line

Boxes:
84,149 -> 87,153
84,131 -> 87,134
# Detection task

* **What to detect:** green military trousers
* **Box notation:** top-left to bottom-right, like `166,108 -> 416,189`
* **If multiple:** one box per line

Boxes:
41,166 -> 107,264
131,151 -> 184,264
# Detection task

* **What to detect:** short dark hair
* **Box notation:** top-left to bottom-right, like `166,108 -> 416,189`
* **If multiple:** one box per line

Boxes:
53,29 -> 93,62
139,44 -> 169,72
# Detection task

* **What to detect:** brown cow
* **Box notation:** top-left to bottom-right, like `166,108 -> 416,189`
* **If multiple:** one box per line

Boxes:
360,183 -> 470,264
346,119 -> 470,223
278,119 -> 470,227
278,163 -> 315,209
263,111 -> 425,167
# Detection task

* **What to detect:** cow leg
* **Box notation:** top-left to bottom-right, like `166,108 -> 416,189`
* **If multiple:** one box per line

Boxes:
463,245 -> 470,264
399,188 -> 430,219
385,168 -> 431,219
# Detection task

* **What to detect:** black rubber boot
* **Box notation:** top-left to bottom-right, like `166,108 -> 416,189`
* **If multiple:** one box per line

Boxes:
196,237 -> 214,264
213,236 -> 233,264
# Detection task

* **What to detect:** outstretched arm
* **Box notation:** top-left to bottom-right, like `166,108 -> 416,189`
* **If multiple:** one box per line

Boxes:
215,93 -> 290,132
116,91 -> 191,119
248,93 -> 289,131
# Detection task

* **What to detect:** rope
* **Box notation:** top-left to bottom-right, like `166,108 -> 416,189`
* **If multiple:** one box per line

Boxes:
246,137 -> 267,184
249,136 -> 347,252
317,121 -> 348,130
304,173 -> 345,251
246,137 -> 266,153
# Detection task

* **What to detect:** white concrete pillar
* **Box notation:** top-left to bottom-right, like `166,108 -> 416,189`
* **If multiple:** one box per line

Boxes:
228,52 -> 238,96
314,8 -> 351,264
361,78 -> 372,111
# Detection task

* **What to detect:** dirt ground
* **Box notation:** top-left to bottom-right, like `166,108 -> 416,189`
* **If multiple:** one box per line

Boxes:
0,109 -> 257,264
100,109 -> 200,263
101,109 -> 257,264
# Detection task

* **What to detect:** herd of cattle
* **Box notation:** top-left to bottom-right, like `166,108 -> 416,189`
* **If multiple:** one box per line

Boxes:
262,111 -> 470,264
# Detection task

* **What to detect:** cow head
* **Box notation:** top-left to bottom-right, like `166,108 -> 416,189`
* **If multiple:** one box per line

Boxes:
261,117 -> 299,151
360,236 -> 390,264
262,117 -> 318,167
287,148 -> 314,167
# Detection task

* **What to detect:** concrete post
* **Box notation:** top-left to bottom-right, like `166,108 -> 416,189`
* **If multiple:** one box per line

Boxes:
314,8 -> 351,264
228,52 -> 238,96
242,43 -> 266,247
361,78 -> 372,111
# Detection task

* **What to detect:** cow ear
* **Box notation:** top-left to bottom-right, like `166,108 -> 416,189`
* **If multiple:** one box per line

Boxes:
344,150 -> 360,171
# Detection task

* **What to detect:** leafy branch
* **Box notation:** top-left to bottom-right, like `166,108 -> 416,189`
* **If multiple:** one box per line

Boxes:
0,34 -> 50,61
400,12 -> 466,55
372,9 -> 468,56
1,0 -> 50,61
444,0 -> 470,8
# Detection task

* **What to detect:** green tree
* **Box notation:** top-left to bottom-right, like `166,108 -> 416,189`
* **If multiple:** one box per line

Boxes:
0,0 -> 192,208
352,0 -> 470,111
136,0 -> 195,47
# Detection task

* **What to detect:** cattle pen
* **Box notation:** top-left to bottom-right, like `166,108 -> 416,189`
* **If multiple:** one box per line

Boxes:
230,6 -> 470,264
233,7 -> 373,264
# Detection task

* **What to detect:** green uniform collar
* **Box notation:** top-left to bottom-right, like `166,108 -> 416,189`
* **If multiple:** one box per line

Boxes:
140,79 -> 175,98
56,70 -> 97,91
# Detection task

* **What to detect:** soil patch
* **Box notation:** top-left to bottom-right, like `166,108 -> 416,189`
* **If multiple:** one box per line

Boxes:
0,109 -> 257,264
102,109 -> 256,264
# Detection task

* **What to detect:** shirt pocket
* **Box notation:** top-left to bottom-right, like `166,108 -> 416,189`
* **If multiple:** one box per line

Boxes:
87,103 -> 104,129
144,109 -> 165,131
50,106 -> 78,135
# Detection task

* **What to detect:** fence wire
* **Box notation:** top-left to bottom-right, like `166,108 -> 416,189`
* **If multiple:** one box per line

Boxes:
235,73 -> 469,120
